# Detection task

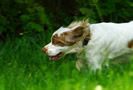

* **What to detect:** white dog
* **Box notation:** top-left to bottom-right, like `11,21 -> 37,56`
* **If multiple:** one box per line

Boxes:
42,19 -> 133,71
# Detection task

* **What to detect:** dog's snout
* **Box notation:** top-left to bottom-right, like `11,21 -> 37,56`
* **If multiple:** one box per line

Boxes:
42,48 -> 48,54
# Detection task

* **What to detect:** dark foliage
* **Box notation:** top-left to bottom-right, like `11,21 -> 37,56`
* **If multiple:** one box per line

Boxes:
0,0 -> 133,41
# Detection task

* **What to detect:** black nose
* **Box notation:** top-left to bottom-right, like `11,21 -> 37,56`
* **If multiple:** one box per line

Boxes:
42,48 -> 48,55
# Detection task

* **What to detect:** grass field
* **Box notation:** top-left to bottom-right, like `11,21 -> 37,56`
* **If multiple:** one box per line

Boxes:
0,33 -> 133,90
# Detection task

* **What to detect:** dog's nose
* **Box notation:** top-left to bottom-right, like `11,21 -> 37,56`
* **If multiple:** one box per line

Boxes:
42,48 -> 47,54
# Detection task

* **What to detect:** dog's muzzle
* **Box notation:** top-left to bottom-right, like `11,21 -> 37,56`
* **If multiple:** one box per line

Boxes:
42,48 -> 62,60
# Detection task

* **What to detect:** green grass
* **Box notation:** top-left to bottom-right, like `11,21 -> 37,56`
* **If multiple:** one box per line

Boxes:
0,34 -> 133,90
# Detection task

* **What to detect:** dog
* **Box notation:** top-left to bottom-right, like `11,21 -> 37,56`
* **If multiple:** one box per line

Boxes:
42,19 -> 133,71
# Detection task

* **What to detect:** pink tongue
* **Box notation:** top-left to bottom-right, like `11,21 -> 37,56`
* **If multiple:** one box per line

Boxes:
49,52 -> 62,60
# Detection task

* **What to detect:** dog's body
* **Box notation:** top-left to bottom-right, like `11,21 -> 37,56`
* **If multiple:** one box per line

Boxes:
42,20 -> 133,71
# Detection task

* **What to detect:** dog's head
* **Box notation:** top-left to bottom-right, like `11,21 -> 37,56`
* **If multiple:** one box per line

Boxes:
42,19 -> 90,60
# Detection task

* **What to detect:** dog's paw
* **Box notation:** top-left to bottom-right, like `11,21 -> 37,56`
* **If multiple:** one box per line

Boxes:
76,59 -> 83,71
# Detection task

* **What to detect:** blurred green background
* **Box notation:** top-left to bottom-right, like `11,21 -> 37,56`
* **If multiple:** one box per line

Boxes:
0,0 -> 133,90
0,0 -> 133,40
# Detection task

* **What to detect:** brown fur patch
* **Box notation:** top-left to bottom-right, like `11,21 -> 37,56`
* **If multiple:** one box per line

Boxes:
128,40 -> 133,48
52,26 -> 84,46
52,34 -> 74,46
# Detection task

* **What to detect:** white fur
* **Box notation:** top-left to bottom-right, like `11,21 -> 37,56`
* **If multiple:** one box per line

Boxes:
86,22 -> 133,71
44,21 -> 133,71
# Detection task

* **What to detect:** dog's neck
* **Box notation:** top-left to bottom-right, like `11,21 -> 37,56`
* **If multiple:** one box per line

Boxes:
83,34 -> 90,46
82,26 -> 91,46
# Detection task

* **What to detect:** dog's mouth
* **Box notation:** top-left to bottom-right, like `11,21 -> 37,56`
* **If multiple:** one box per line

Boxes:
49,52 -> 62,60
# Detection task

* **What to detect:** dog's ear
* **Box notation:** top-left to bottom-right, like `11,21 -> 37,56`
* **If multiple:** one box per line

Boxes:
64,19 -> 89,44
81,19 -> 88,27
64,26 -> 84,43
72,26 -> 84,36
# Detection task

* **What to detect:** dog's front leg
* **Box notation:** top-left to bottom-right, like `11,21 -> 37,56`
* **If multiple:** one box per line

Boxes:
75,53 -> 84,71
86,53 -> 105,72
76,59 -> 83,71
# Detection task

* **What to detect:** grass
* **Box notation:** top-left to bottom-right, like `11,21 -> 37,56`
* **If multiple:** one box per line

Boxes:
0,33 -> 133,90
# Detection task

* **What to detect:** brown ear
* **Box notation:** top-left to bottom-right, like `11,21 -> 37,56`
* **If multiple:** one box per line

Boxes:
72,26 -> 84,36
64,26 -> 84,43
